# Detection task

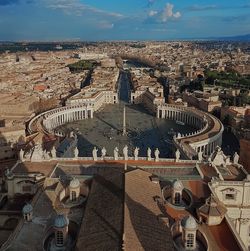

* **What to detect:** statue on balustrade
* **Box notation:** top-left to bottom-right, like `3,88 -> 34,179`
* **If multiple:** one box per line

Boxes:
101,147 -> 107,160
74,146 -> 79,158
51,146 -> 57,159
19,149 -> 24,162
198,150 -> 203,161
134,147 -> 139,160
92,147 -> 98,161
175,149 -> 180,162
114,147 -> 119,160
233,152 -> 239,165
123,145 -> 128,160
154,148 -> 160,162
147,147 -> 152,161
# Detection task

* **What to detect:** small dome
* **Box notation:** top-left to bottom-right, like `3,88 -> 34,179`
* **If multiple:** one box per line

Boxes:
22,204 -> 33,214
70,178 -> 80,188
54,214 -> 69,228
181,215 -> 197,230
173,179 -> 184,190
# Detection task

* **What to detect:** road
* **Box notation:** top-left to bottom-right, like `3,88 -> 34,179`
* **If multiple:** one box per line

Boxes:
118,70 -> 131,103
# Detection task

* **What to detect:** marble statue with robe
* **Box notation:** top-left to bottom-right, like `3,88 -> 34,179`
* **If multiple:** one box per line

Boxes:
101,147 -> 107,160
51,146 -> 57,159
19,149 -> 24,162
154,148 -> 160,162
114,147 -> 119,160
92,147 -> 98,161
175,149 -> 180,162
147,147 -> 152,161
233,152 -> 239,165
123,145 -> 128,160
198,150 -> 203,162
74,146 -> 79,158
134,147 -> 139,161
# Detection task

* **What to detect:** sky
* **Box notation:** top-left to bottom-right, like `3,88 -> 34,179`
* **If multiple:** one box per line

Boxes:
0,0 -> 250,41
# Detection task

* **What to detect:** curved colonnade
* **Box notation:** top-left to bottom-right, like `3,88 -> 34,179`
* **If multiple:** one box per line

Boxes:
28,105 -> 94,135
28,103 -> 223,160
157,104 -> 224,159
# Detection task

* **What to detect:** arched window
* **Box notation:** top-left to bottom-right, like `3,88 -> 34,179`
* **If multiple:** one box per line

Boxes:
175,192 -> 181,204
71,191 -> 77,201
56,231 -> 64,246
187,233 -> 194,248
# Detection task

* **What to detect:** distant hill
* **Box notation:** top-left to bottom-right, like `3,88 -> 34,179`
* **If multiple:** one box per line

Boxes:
214,34 -> 250,42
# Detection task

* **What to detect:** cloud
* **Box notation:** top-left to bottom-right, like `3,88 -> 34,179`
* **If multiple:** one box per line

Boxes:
162,3 -> 181,22
96,21 -> 114,30
147,3 -> 181,23
187,4 -> 218,11
148,10 -> 158,17
44,0 -> 123,18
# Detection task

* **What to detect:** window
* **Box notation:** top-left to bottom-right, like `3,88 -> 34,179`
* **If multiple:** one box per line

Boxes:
187,233 -> 194,248
23,186 -> 32,192
56,231 -> 64,246
175,192 -> 181,204
71,191 -> 77,202
225,193 -> 235,200
224,188 -> 236,201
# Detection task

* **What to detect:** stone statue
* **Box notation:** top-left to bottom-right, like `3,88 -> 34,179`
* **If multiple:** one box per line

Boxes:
175,149 -> 180,162
177,133 -> 181,138
114,147 -> 119,160
123,145 -> 128,161
198,150 -> 203,162
74,146 -> 79,158
233,152 -> 239,165
43,150 -> 50,160
147,147 -> 152,161
19,149 -> 24,162
51,146 -> 57,159
134,147 -> 139,161
154,148 -> 160,162
101,147 -> 107,160
92,147 -> 98,161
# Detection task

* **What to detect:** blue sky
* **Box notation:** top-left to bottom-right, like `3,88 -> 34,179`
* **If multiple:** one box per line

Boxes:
0,0 -> 250,41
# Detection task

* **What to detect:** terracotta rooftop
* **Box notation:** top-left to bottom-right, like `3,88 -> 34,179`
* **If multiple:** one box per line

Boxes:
76,167 -> 124,251
12,161 -> 57,176
76,168 -> 175,251
124,169 -> 174,251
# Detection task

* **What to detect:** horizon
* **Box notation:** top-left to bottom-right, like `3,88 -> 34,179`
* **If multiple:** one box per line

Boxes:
0,0 -> 250,41
0,34 -> 250,43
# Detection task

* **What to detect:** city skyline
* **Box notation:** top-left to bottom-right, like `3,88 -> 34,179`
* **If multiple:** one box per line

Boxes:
0,0 -> 250,41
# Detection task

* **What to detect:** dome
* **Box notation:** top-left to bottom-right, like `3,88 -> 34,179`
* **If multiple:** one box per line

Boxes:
54,214 -> 69,228
22,204 -> 33,214
181,215 -> 197,230
173,179 -> 184,190
70,178 -> 80,188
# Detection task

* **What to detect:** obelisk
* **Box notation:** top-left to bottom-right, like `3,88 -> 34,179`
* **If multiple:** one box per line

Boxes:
122,106 -> 126,136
